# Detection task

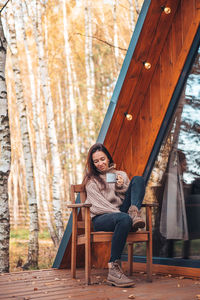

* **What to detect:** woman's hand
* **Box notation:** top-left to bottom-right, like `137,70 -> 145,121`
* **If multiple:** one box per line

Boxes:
116,174 -> 124,188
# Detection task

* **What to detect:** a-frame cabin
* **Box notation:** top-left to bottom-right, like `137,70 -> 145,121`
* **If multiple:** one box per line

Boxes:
54,0 -> 200,277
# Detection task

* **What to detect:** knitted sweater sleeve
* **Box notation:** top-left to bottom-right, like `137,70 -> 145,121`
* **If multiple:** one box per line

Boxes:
85,180 -> 120,217
115,171 -> 130,196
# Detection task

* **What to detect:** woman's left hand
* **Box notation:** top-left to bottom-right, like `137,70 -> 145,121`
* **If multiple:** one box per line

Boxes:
116,174 -> 124,187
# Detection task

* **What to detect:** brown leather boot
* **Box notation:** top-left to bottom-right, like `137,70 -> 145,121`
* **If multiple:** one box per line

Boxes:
107,260 -> 135,287
128,205 -> 145,231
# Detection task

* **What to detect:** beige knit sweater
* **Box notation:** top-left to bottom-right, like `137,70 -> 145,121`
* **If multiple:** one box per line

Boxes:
85,168 -> 130,218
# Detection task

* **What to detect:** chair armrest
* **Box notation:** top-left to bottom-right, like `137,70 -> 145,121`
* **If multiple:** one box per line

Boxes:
67,203 -> 92,208
141,203 -> 158,208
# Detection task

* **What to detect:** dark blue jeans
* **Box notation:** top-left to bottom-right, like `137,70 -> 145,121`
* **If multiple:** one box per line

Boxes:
92,176 -> 145,262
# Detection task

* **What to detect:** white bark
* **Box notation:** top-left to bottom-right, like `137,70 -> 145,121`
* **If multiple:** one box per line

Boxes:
113,0 -> 119,70
135,0 -> 140,15
0,15 -> 11,273
129,0 -> 135,32
4,5 -> 39,267
84,0 -> 95,140
9,163 -> 19,228
24,0 -> 64,241
16,1 -> 59,246
63,0 -> 83,184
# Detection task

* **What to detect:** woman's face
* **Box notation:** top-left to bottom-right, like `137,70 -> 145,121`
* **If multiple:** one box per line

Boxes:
92,150 -> 109,172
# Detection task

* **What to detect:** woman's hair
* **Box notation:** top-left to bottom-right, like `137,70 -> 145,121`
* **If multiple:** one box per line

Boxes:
83,143 -> 114,187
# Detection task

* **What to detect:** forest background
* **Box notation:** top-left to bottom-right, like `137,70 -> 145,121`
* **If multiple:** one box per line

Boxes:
0,0 -> 144,272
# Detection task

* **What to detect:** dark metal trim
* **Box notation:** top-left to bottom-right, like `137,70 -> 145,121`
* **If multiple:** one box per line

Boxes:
52,195 -> 80,268
121,255 -> 200,268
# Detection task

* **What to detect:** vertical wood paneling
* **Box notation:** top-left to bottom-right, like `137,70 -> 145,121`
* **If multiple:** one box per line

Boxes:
127,119 -> 141,175
172,2 -> 183,62
160,30 -> 173,109
181,0 -> 196,41
196,0 -> 200,9
138,90 -> 151,171
150,61 -> 161,140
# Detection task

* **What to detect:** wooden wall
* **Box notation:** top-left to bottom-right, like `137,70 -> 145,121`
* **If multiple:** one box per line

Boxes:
104,0 -> 200,179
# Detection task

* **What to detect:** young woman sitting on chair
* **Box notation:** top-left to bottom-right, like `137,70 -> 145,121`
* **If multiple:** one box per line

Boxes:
83,143 -> 146,287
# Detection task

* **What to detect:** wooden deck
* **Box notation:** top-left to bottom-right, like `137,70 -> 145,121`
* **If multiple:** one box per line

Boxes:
0,268 -> 200,300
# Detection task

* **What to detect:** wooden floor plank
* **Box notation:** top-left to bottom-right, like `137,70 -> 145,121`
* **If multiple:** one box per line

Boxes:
0,268 -> 199,300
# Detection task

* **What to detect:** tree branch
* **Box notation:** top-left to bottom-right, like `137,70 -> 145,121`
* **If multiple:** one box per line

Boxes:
74,32 -> 127,52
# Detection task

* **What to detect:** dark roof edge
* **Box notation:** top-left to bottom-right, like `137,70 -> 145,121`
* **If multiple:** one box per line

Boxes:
97,0 -> 151,143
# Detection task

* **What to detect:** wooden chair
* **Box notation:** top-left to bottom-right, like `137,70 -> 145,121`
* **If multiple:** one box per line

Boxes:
67,184 -> 154,285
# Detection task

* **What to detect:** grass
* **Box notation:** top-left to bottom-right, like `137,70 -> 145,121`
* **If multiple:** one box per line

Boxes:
10,228 -> 58,272
10,228 -> 51,240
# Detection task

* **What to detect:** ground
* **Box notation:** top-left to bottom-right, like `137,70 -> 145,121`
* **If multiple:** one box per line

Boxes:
10,228 -> 58,272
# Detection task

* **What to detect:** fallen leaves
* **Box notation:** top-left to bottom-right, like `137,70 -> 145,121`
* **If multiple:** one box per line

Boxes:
128,294 -> 135,299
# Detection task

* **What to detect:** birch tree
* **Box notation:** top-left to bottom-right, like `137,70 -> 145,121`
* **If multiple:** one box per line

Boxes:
0,13 -> 11,273
16,1 -> 59,246
135,0 -> 140,15
113,0 -> 119,69
84,0 -> 95,140
62,0 -> 83,184
4,5 -> 39,268
24,0 -> 64,241
129,0 -> 135,32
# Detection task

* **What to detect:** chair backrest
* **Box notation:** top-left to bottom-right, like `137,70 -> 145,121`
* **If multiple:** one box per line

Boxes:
70,184 -> 87,224
70,184 -> 86,204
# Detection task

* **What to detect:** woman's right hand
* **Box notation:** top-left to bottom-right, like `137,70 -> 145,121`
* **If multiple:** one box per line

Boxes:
116,174 -> 124,188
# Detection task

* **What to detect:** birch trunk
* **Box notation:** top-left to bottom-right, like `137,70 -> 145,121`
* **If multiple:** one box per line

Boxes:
16,2 -> 59,246
9,163 -> 19,228
84,0 -> 95,141
129,0 -> 135,31
24,0 -> 64,241
4,6 -> 39,268
6,52 -> 28,227
0,15 -> 11,273
135,0 -> 140,15
63,0 -> 83,184
113,0 -> 119,70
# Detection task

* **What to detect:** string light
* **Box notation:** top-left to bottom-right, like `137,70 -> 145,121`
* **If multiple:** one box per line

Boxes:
143,61 -> 151,70
161,6 -> 171,14
124,113 -> 133,121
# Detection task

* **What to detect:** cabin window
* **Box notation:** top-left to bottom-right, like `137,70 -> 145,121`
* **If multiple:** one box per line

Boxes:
145,44 -> 200,262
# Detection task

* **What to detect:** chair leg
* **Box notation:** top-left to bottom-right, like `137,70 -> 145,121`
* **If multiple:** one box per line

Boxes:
146,207 -> 152,282
146,239 -> 152,281
85,207 -> 91,284
71,209 -> 78,278
127,243 -> 133,276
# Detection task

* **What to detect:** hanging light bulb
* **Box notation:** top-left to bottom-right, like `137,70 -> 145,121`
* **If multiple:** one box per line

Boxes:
143,61 -> 151,70
124,113 -> 133,121
161,6 -> 171,14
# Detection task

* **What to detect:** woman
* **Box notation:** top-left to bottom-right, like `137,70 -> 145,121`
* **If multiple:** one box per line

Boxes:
84,143 -> 145,287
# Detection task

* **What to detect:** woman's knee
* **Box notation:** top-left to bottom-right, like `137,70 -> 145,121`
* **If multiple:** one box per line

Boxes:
130,176 -> 145,186
118,213 -> 132,229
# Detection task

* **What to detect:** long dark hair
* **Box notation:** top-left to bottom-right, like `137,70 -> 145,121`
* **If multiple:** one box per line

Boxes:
83,143 -> 114,187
